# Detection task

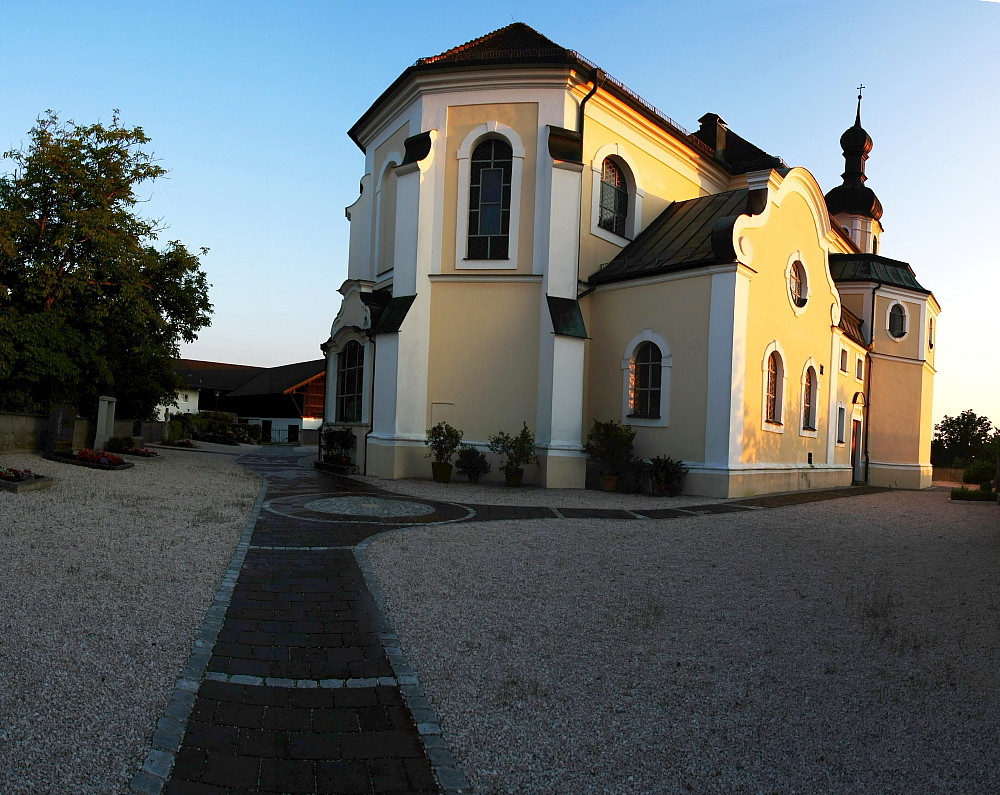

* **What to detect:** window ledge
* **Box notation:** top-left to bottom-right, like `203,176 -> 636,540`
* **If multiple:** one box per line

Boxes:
627,413 -> 660,420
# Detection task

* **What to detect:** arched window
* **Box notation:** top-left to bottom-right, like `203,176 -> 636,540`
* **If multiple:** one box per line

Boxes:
766,351 -> 783,424
888,304 -> 907,338
376,161 -> 398,275
928,316 -> 935,349
336,341 -> 364,423
802,366 -> 817,431
629,342 -> 662,418
599,158 -> 628,237
467,139 -> 512,260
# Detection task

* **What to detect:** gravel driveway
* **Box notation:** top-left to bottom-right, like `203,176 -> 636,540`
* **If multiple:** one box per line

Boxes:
367,487 -> 1000,794
0,447 -> 259,794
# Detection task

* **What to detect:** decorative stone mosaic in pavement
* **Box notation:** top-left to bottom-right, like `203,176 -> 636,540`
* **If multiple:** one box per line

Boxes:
264,493 -> 474,528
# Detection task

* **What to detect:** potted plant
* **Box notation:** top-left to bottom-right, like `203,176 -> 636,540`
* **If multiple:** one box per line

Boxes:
321,423 -> 356,467
487,423 -> 538,486
650,455 -> 689,496
455,446 -> 491,484
425,421 -> 463,482
585,419 -> 636,492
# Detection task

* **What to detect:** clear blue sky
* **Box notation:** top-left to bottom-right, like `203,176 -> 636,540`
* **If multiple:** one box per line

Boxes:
2,0 -> 997,426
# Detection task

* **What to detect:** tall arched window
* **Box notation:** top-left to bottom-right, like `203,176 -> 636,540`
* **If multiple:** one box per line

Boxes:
766,351 -> 783,424
336,341 -> 364,423
629,342 -> 662,418
599,158 -> 628,237
376,162 -> 398,275
802,366 -> 817,431
467,139 -> 512,260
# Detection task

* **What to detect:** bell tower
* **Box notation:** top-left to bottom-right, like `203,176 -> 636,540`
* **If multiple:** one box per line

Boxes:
825,87 -> 884,253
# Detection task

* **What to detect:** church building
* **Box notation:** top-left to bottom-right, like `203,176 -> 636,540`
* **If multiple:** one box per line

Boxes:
321,23 -> 938,497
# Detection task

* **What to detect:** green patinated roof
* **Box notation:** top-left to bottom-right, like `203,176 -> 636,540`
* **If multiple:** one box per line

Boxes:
829,254 -> 929,294
373,295 -> 417,334
838,307 -> 868,348
546,295 -> 588,338
589,189 -> 749,286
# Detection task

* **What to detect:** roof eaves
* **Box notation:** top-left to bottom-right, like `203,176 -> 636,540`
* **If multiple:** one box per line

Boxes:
283,371 -> 326,394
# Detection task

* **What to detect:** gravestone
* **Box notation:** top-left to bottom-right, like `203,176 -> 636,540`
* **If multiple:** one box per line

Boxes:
45,404 -> 77,454
94,396 -> 117,450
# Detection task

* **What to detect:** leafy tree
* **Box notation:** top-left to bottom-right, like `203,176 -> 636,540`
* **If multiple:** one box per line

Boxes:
0,110 -> 211,418
932,410 -> 997,466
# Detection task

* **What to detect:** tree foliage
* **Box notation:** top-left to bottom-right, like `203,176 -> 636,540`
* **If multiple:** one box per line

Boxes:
0,111 -> 212,418
932,409 -> 998,466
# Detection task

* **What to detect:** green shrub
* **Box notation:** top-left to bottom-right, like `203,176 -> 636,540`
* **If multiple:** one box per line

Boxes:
951,487 -> 997,502
105,435 -> 134,453
650,455 -> 688,495
585,419 -> 636,476
233,423 -> 262,444
487,423 -> 538,476
321,424 -> 356,463
455,446 -> 491,482
963,458 -> 997,486
425,421 -> 463,464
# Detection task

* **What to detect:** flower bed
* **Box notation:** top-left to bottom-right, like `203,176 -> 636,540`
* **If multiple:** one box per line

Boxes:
0,467 -> 54,493
44,449 -> 135,471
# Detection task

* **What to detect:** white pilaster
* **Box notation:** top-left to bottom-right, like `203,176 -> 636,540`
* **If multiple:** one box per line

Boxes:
704,268 -> 748,467
535,157 -> 587,488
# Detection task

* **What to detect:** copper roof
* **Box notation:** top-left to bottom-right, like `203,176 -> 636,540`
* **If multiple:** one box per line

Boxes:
589,190 -> 750,286
829,254 -> 929,294
838,307 -> 868,348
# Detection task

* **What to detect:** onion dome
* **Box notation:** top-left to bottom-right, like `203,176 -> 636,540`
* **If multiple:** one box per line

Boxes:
825,90 -> 883,221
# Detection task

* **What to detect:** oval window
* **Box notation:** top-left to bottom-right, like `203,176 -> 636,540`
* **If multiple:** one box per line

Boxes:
789,261 -> 807,308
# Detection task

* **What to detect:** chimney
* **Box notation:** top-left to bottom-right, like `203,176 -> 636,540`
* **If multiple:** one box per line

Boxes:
697,113 -> 728,163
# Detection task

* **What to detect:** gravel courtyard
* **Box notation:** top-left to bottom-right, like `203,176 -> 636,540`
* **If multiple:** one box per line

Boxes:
2,450 -> 997,794
367,487 -> 1000,794
0,447 -> 259,795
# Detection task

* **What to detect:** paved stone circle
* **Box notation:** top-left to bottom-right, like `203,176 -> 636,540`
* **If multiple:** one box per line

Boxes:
303,495 -> 437,518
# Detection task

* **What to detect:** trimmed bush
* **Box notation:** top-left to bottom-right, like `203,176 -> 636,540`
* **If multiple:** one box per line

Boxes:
951,487 -> 997,502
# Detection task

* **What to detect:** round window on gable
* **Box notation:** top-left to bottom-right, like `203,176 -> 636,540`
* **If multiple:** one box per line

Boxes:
789,260 -> 808,308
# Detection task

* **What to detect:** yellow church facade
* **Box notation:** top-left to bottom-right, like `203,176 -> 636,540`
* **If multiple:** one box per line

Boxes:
322,24 -> 939,497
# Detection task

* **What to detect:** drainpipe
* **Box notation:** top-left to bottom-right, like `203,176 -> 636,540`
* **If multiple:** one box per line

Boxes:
577,68 -> 603,136
575,69 -> 604,292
